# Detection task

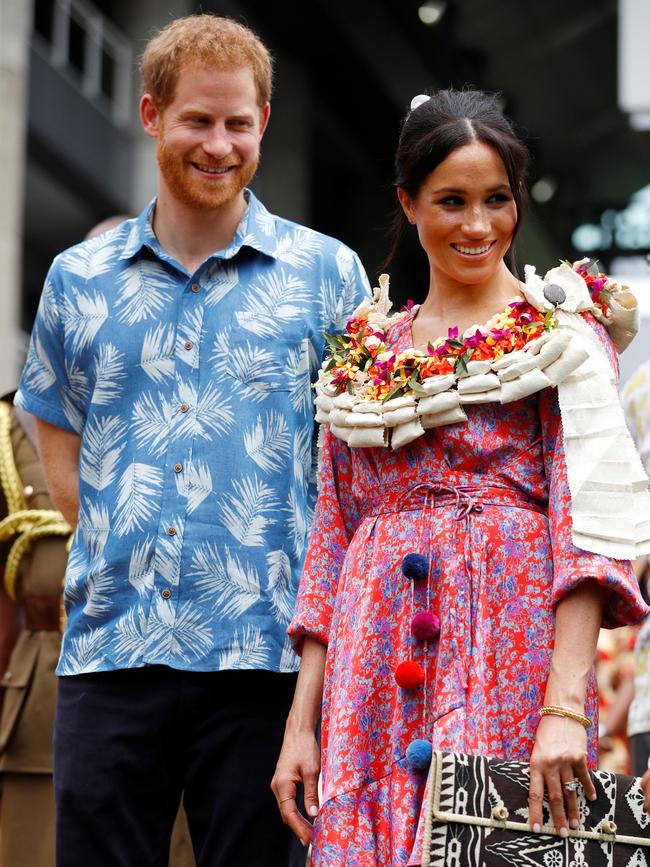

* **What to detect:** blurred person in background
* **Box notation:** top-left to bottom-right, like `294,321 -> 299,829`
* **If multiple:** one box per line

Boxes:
622,360 -> 650,776
14,13 -> 369,867
0,215 -> 195,867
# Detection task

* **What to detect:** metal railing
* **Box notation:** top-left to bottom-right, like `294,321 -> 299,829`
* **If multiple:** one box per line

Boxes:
33,0 -> 132,127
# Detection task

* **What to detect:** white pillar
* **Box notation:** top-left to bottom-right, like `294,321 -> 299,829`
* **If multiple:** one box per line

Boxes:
0,0 -> 33,391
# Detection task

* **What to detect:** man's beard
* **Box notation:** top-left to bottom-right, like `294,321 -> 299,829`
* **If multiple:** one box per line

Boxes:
157,136 -> 258,210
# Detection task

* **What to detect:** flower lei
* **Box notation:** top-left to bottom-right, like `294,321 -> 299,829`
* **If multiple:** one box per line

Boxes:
323,260 -> 610,404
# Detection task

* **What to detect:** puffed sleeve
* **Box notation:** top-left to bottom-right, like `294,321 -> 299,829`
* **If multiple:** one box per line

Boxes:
539,314 -> 649,628
287,426 -> 361,651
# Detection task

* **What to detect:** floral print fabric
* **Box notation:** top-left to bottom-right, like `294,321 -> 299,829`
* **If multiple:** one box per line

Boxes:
289,310 -> 647,866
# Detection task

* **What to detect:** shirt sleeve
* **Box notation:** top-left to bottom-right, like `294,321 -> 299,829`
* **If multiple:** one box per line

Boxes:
539,314 -> 649,628
287,426 -> 361,651
14,260 -> 86,435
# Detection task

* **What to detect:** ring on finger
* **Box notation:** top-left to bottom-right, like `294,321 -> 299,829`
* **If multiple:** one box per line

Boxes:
564,778 -> 581,793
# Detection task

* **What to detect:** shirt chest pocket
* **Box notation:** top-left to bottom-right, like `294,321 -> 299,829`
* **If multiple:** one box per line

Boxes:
225,319 -> 310,397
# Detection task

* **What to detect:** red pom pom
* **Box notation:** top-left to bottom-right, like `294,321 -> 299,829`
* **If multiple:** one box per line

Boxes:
395,660 -> 425,690
411,611 -> 441,642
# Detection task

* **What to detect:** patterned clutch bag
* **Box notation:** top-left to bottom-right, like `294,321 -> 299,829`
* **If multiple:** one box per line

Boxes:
422,750 -> 650,866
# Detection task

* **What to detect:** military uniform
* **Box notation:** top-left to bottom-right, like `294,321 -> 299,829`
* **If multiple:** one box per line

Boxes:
0,399 -> 196,866
0,398 -> 69,865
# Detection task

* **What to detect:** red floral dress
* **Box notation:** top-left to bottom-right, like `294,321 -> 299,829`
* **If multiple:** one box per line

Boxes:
288,310 -> 648,867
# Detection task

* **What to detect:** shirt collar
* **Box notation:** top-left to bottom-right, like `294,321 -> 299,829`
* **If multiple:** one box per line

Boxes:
118,190 -> 279,263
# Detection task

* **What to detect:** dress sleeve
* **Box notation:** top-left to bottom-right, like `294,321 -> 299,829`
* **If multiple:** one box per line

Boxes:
539,314 -> 649,628
287,426 -> 361,652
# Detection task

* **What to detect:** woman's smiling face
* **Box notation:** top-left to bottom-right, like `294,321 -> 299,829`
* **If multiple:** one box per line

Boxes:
398,141 -> 518,287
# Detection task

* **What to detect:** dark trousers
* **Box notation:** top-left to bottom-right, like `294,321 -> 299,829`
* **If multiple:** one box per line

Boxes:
54,666 -> 304,867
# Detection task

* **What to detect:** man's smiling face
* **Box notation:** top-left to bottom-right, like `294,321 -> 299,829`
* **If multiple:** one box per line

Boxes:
152,63 -> 269,212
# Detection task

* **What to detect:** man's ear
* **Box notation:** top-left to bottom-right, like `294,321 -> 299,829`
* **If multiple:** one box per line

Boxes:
259,102 -> 271,137
140,93 -> 161,139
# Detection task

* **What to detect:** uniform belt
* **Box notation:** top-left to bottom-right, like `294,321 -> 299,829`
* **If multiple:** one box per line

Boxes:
362,481 -> 545,521
23,595 -> 61,632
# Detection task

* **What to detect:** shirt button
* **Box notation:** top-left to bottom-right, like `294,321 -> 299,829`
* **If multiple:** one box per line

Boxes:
161,589 -> 171,599
191,283 -> 200,293
3,671 -> 11,681
184,341 -> 193,350
23,485 -> 34,497
180,403 -> 189,413
174,463 -> 183,473
167,526 -> 177,536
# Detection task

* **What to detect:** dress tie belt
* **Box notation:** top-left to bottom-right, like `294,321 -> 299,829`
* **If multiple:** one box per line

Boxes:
361,481 -> 546,522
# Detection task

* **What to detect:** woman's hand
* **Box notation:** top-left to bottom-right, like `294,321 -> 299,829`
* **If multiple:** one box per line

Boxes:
271,727 -> 321,847
528,714 -> 596,835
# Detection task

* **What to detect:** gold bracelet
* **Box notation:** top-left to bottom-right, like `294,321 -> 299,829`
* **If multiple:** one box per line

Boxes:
539,705 -> 592,729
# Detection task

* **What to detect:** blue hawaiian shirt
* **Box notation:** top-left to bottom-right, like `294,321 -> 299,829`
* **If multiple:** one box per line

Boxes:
16,190 -> 371,675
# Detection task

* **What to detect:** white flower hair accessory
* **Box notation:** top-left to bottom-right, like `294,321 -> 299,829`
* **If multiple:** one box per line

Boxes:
410,94 -> 430,111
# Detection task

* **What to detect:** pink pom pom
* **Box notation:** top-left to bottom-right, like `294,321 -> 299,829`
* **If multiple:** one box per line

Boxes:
394,660 -> 425,690
411,611 -> 440,641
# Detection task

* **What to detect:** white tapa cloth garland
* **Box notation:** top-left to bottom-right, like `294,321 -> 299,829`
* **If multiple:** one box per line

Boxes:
317,262 -> 650,559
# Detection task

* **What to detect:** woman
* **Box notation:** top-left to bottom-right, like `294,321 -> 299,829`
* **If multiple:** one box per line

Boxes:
272,89 -> 649,865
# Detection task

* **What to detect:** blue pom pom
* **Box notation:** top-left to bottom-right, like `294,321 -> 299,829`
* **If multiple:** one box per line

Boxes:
401,553 -> 429,581
406,739 -> 432,771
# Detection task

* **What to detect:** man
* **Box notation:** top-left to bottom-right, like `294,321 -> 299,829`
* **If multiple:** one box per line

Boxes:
15,14 -> 369,866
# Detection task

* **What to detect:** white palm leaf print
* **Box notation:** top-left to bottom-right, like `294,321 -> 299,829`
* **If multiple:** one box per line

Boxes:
62,361 -> 90,432
219,476 -> 279,547
274,228 -> 322,268
59,237 -> 118,279
22,333 -> 56,394
62,289 -> 109,354
189,543 -> 261,616
243,410 -> 291,473
114,608 -> 147,666
140,325 -> 176,383
83,557 -> 114,618
79,415 -> 125,491
114,462 -> 163,536
280,637 -> 298,671
266,550 -> 295,624
64,545 -> 88,606
148,598 -> 213,663
115,260 -> 173,325
236,271 -> 310,338
128,537 -> 154,596
175,460 -> 212,514
286,487 -> 307,559
212,342 -> 284,403
92,343 -> 127,405
154,525 -> 183,586
177,309 -> 202,369
204,262 -> 239,308
319,277 -> 340,329
286,342 -> 311,415
176,380 -> 235,440
78,498 -> 110,559
59,627 -> 108,673
39,277 -> 61,335
255,207 -> 275,236
217,624 -> 269,668
335,244 -> 354,281
131,392 -> 173,456
292,427 -> 312,492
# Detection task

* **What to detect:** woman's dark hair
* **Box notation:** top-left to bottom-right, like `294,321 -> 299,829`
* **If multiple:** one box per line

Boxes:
384,88 -> 530,274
